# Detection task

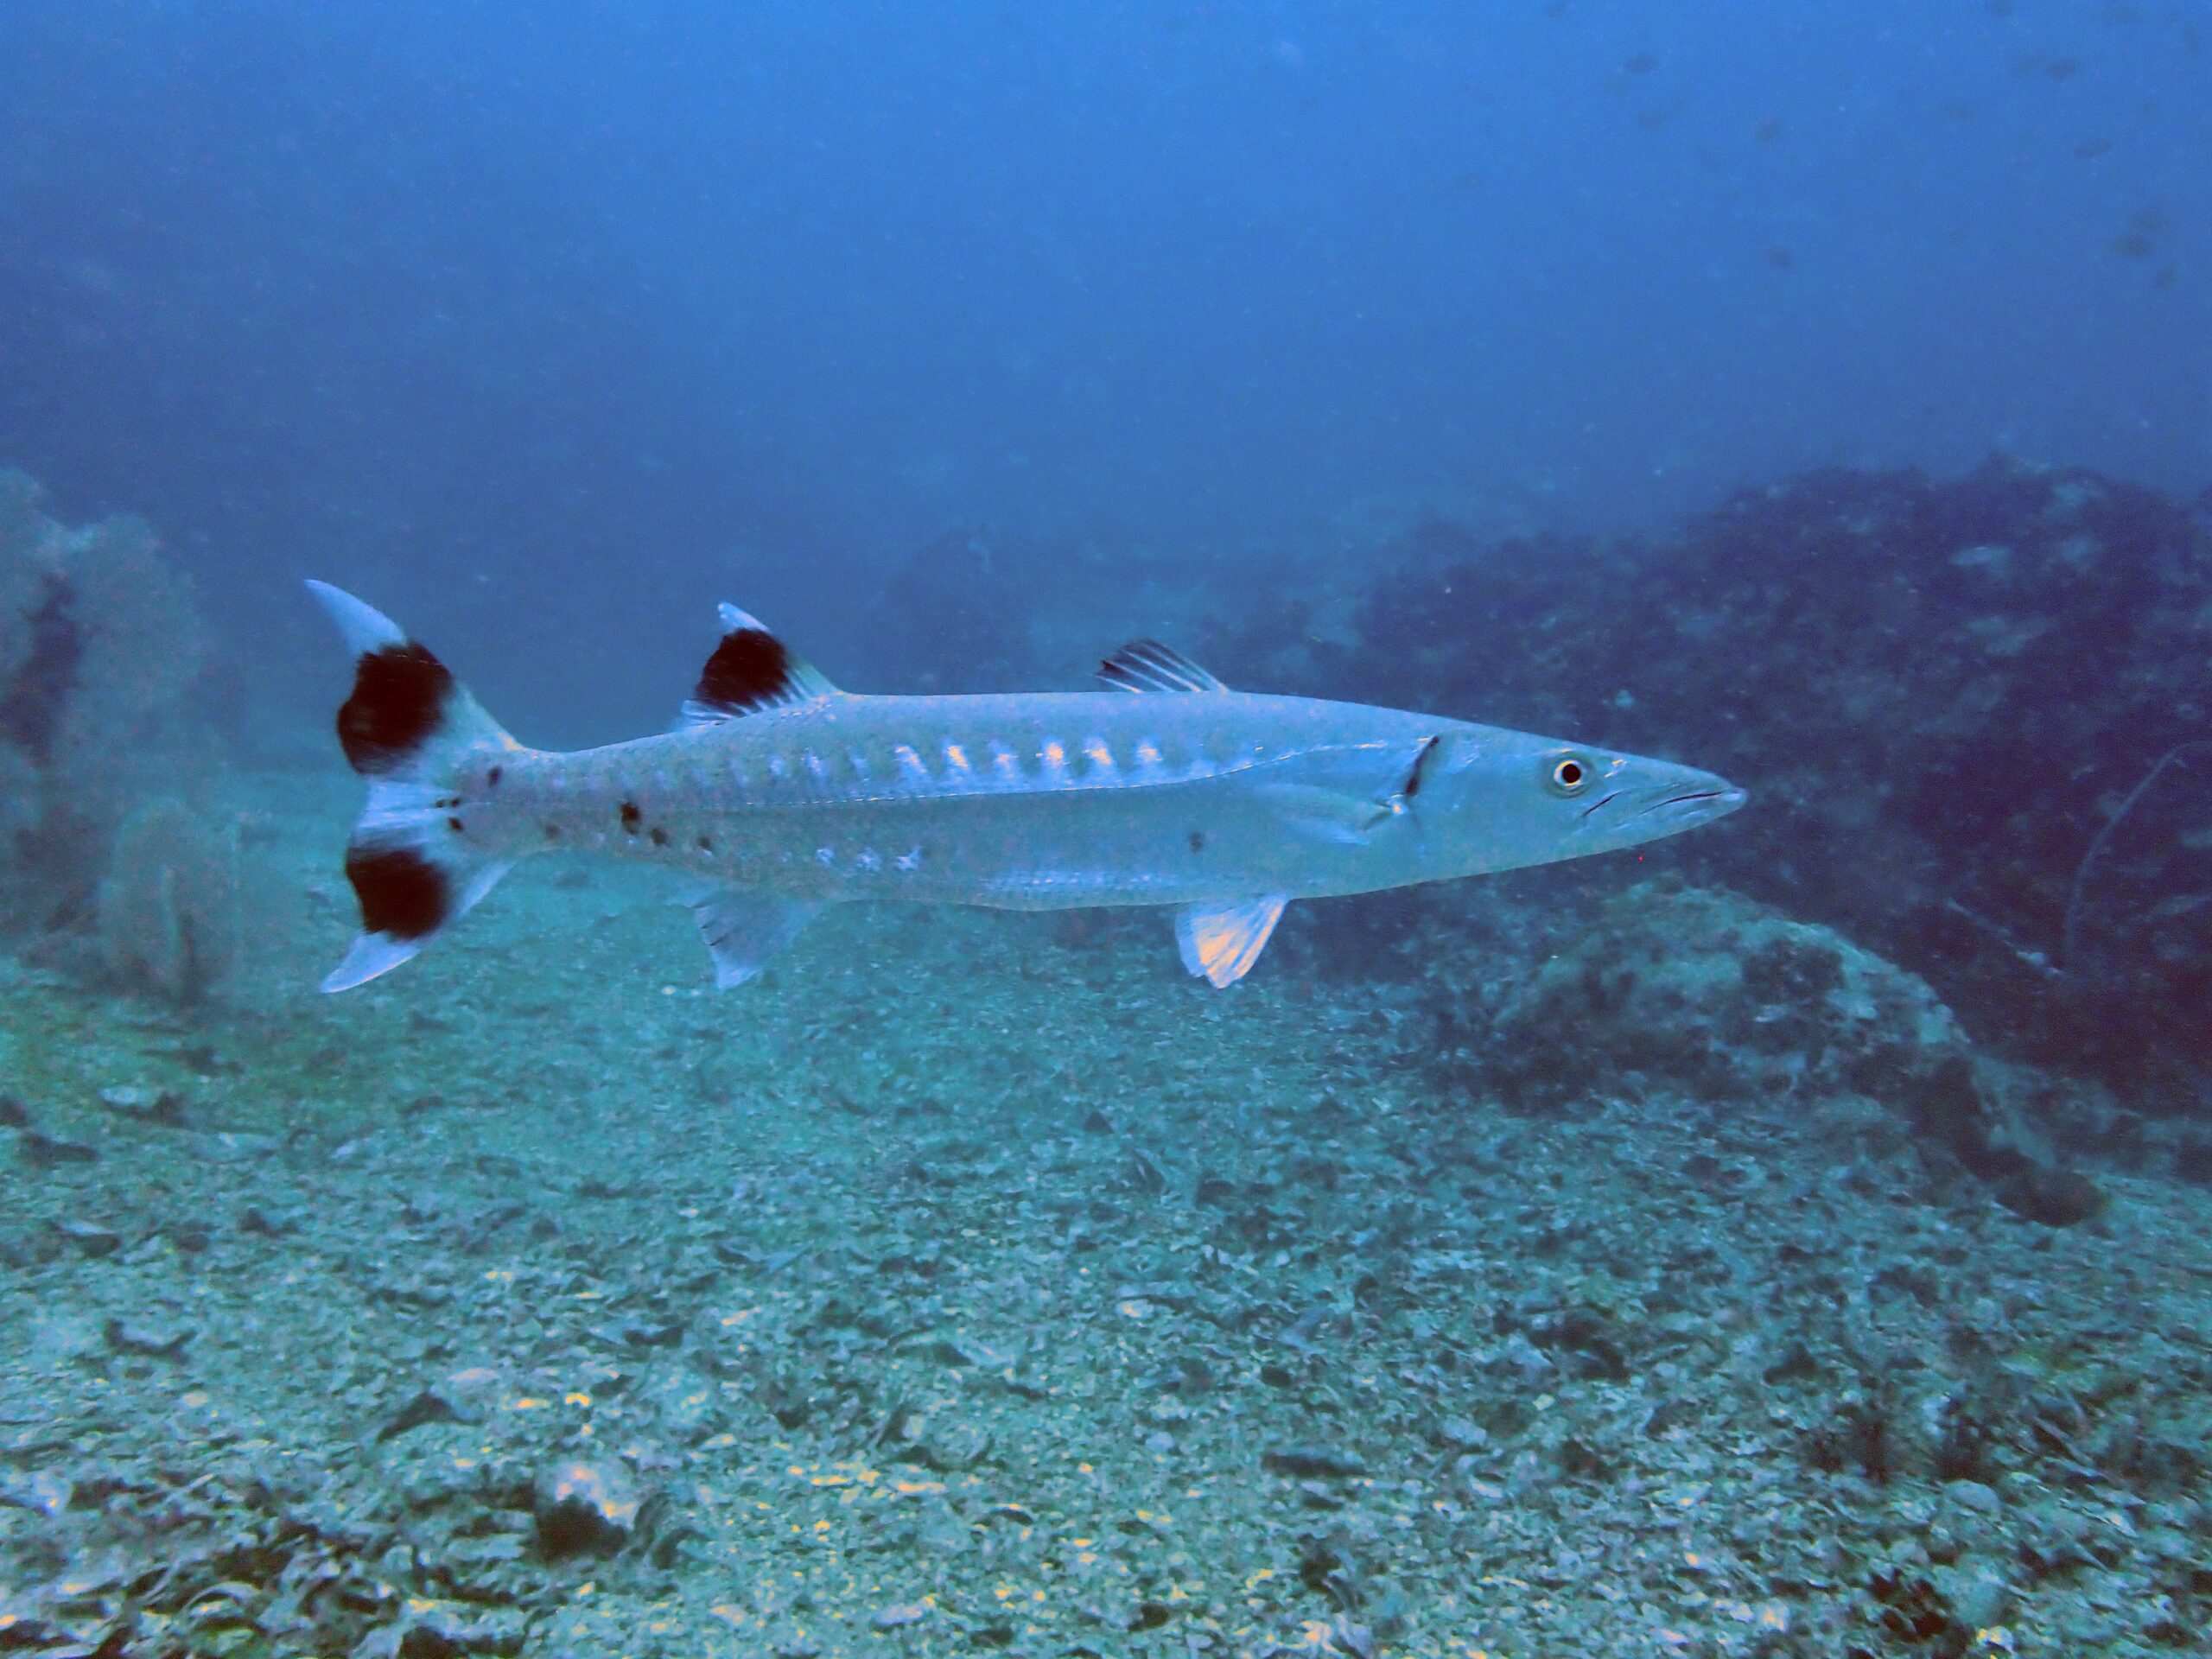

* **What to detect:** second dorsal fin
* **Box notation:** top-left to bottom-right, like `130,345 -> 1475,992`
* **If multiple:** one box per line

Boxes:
683,604 -> 840,725
1096,639 -> 1230,695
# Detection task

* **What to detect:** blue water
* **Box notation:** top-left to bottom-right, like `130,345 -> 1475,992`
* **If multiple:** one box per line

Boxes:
3,1 -> 2206,729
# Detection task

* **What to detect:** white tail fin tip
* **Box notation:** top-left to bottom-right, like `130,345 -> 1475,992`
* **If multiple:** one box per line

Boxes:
306,580 -> 407,655
320,931 -> 423,993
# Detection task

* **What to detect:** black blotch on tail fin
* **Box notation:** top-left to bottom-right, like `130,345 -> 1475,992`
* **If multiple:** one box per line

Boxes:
307,582 -> 518,993
683,604 -> 837,725
337,643 -> 456,775
343,844 -> 450,940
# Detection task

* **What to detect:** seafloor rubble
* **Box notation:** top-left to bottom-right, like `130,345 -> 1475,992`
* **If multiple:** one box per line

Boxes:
1,776 -> 2208,1658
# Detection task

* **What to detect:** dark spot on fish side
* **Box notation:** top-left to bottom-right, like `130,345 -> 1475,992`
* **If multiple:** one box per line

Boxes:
648,826 -> 669,848
695,626 -> 796,715
1189,830 -> 1205,854
345,845 -> 448,940
446,816 -> 462,834
337,642 -> 454,775
696,834 -> 715,852
486,764 -> 503,787
620,802 -> 641,832
543,823 -> 561,842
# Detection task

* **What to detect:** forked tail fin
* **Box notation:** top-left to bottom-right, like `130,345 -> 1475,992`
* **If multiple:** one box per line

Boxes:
306,581 -> 518,992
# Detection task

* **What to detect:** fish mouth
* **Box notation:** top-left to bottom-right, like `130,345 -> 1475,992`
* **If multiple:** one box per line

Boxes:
1631,782 -> 1748,832
1585,779 -> 1748,837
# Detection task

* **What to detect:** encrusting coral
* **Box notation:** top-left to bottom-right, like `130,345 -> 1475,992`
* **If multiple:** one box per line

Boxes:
0,469 -> 219,958
93,797 -> 241,1002
1477,880 -> 2108,1224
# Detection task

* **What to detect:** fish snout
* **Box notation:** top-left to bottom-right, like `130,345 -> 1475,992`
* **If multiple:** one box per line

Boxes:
1627,777 -> 1747,836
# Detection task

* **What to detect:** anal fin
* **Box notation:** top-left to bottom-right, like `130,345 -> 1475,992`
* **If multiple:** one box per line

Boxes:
1173,894 -> 1287,988
690,887 -> 823,988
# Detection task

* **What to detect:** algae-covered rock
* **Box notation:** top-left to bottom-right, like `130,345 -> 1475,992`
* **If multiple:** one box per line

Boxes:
1485,880 -> 2105,1220
1490,880 -> 1966,1107
533,1459 -> 643,1558
0,469 -> 218,942
93,798 -> 241,1003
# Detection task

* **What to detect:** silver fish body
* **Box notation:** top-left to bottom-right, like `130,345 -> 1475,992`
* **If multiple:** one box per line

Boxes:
481,692 -> 1725,905
307,583 -> 1745,990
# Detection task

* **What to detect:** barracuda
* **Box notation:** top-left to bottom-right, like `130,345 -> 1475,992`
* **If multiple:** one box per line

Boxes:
307,582 -> 1745,993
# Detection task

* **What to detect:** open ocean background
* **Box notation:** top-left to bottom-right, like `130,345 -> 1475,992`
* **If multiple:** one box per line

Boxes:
3,2 -> 2206,731
3,5 -> 2212,1657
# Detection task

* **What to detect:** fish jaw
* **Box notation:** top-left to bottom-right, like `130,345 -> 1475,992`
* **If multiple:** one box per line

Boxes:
1610,775 -> 1749,842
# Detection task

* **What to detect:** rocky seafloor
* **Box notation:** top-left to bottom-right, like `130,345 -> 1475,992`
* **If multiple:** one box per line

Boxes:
3,773 -> 2210,1659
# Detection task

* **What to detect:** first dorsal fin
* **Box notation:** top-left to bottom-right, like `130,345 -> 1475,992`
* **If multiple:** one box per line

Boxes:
683,603 -> 840,725
1096,639 -> 1230,695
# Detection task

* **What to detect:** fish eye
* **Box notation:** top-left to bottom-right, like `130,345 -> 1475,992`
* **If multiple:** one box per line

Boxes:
1545,753 -> 1593,796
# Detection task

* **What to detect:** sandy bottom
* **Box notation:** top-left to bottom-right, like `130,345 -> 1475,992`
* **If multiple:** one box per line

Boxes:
2,772 -> 2208,1657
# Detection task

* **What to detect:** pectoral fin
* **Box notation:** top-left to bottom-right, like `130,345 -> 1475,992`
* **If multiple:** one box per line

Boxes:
690,887 -> 823,988
1173,895 -> 1287,988
1252,737 -> 1445,846
1254,783 -> 1396,846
